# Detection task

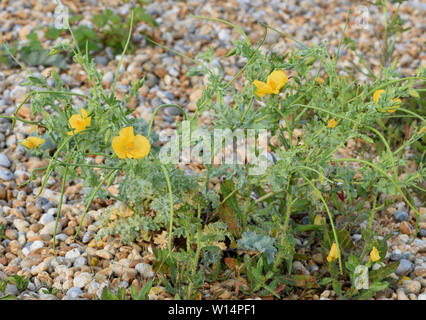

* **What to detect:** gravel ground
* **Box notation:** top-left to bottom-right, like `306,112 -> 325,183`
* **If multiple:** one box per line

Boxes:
0,0 -> 425,300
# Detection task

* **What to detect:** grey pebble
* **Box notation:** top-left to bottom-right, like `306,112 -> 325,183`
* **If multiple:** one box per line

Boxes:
66,287 -> 83,299
0,169 -> 13,181
396,259 -> 413,275
73,256 -> 87,269
390,249 -> 403,261
393,210 -> 409,222
0,154 -> 11,168
35,197 -> 52,212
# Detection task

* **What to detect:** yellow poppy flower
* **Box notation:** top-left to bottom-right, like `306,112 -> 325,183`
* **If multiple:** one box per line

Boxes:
112,126 -> 151,159
370,246 -> 381,262
67,108 -> 91,135
373,90 -> 401,113
21,136 -> 45,149
315,77 -> 325,85
327,119 -> 337,128
327,242 -> 339,262
253,70 -> 288,98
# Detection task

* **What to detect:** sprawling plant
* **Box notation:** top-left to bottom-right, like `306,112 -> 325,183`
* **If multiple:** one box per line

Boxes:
1,5 -> 424,300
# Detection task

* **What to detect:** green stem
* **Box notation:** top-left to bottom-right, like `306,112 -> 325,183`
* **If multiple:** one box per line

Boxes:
73,169 -> 117,240
0,115 -> 40,126
296,168 -> 343,274
161,165 -> 174,255
147,104 -> 188,140
225,27 -> 268,90
112,10 -> 134,95
332,158 -> 420,220
53,165 -> 68,255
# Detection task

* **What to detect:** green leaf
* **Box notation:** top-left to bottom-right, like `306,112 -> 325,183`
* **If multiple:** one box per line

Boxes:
369,262 -> 399,282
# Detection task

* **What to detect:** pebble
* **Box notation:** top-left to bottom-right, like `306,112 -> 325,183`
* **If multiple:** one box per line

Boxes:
40,221 -> 62,236
135,263 -> 154,278
66,287 -> 83,299
396,288 -> 409,300
396,259 -> 413,276
0,169 -> 14,181
393,210 -> 409,222
401,280 -> 421,294
39,214 -> 55,225
0,154 -> 11,168
35,197 -> 53,212
96,250 -> 113,260
65,248 -> 81,261
73,256 -> 87,269
73,272 -> 93,288
5,284 -> 19,296
390,249 -> 403,261
13,219 -> 30,232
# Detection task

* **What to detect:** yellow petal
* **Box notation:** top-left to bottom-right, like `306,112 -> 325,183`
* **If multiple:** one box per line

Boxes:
119,126 -> 135,142
22,137 -> 45,149
327,119 -> 337,129
81,108 -> 88,118
373,89 -> 386,104
84,116 -> 92,128
253,80 -> 273,97
327,242 -> 339,262
128,134 -> 151,159
386,99 -> 401,113
68,114 -> 83,129
370,246 -> 381,262
112,136 -> 127,159
315,77 -> 324,85
267,70 -> 287,92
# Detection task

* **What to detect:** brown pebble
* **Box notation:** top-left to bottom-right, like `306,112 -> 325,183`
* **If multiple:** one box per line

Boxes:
5,229 -> 17,240
8,240 -> 20,255
4,265 -> 20,275
29,223 -> 43,233
63,226 -> 75,236
400,221 -> 412,235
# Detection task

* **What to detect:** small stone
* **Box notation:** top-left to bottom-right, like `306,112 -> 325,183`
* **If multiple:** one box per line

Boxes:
0,169 -> 14,181
135,263 -> 154,278
30,240 -> 44,252
5,284 -> 18,296
0,154 -> 11,168
67,287 -> 83,299
402,280 -> 421,294
390,249 -> 403,261
96,250 -> 113,260
102,72 -> 114,86
418,293 -> 426,301
292,261 -> 310,275
396,288 -> 409,300
13,219 -> 30,232
312,253 -> 324,264
413,267 -> 426,277
399,221 -> 412,235
73,272 -> 92,288
40,221 -> 62,236
5,229 -> 17,240
393,210 -> 409,222
396,259 -> 413,276
73,256 -> 87,269
40,214 -> 55,225
35,197 -> 53,212
8,240 -> 20,255
65,248 -> 81,261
